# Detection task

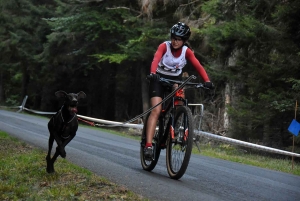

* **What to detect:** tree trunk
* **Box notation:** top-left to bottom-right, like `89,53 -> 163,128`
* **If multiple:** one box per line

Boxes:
263,123 -> 271,146
0,70 -> 3,104
140,61 -> 149,122
224,48 -> 241,137
224,82 -> 230,133
21,65 -> 29,104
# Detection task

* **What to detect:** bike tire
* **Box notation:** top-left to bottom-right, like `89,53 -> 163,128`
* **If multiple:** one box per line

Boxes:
166,106 -> 194,179
140,114 -> 162,171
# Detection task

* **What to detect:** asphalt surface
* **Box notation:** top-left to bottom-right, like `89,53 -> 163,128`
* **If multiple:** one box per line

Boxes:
0,109 -> 299,201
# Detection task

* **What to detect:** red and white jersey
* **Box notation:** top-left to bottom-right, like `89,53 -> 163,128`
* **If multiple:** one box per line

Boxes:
150,41 -> 210,82
157,41 -> 188,76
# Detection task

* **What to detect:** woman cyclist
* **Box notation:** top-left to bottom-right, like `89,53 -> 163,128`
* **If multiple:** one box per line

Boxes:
144,22 -> 213,160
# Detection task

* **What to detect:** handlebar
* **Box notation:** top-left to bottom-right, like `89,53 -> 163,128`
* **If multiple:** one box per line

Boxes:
147,74 -> 211,90
159,77 -> 206,89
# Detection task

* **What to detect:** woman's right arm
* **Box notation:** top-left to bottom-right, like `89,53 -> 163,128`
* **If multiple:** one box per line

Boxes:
150,43 -> 167,74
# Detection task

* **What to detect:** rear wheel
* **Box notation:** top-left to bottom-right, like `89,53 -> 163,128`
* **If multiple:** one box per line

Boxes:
140,114 -> 162,171
166,106 -> 194,179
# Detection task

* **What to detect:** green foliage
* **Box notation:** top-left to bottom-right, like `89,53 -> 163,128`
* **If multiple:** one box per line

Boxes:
0,0 -> 53,103
201,0 -> 222,19
5,96 -> 19,106
200,0 -> 300,146
124,26 -> 168,57
1,0 -> 300,148
93,54 -> 128,64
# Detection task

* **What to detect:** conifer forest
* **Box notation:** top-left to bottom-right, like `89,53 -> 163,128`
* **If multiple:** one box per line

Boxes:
1,0 -> 300,150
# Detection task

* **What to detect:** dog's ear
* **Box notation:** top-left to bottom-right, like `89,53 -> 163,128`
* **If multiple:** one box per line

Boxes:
55,91 -> 67,98
77,91 -> 86,100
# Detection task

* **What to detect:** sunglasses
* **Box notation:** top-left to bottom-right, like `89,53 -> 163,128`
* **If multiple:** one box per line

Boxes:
171,37 -> 183,42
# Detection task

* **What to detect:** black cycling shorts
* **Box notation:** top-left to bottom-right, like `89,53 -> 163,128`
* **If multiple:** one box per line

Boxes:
149,73 -> 181,98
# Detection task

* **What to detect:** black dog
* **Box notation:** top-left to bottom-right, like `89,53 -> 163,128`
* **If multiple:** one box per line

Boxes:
46,90 -> 86,173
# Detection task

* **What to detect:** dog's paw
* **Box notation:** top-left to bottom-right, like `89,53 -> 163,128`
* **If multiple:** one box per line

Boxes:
60,148 -> 66,158
46,160 -> 55,173
61,152 -> 66,158
60,147 -> 66,158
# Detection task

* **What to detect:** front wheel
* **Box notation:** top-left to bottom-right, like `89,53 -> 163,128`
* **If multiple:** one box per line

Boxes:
140,114 -> 162,171
166,106 -> 194,179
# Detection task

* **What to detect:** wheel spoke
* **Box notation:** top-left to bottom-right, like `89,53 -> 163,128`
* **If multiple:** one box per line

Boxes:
166,106 -> 194,179
170,112 -> 187,172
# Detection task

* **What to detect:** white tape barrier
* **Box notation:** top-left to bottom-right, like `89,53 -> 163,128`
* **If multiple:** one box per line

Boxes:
77,114 -> 143,129
23,107 -> 56,115
10,104 -> 142,129
17,107 -> 144,129
76,113 -> 300,158
196,130 -> 300,158
5,102 -> 300,158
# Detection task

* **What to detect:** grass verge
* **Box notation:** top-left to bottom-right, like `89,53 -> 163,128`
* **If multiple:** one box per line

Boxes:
0,131 -> 147,201
192,142 -> 300,176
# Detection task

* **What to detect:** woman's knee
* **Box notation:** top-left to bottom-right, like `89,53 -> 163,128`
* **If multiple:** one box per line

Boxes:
149,108 -> 160,118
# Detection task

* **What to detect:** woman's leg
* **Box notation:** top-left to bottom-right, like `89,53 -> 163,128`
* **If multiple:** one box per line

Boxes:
146,97 -> 162,146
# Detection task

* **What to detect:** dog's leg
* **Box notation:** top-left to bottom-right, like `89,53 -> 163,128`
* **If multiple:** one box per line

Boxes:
46,134 -> 55,173
47,137 -> 70,173
47,148 -> 61,173
46,134 -> 54,160
59,135 -> 75,158
47,151 -> 59,174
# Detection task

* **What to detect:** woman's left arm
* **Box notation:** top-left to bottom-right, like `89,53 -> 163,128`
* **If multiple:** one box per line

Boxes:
185,48 -> 210,82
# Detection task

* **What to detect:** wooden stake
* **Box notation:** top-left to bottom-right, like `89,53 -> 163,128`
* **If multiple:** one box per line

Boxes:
292,100 -> 297,170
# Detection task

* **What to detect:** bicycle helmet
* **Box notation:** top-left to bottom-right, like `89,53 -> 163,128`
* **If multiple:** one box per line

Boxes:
170,22 -> 191,40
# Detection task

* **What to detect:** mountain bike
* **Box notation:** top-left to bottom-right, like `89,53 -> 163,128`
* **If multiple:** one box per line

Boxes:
140,76 -> 207,180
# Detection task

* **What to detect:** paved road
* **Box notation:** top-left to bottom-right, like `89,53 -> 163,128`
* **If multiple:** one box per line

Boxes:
0,109 -> 299,201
